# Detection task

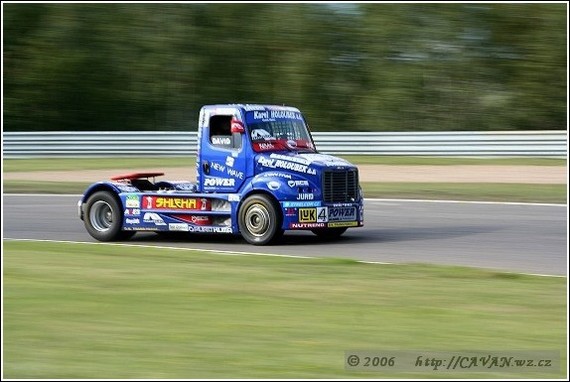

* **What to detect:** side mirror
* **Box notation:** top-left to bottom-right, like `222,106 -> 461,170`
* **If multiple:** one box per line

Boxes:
230,118 -> 245,134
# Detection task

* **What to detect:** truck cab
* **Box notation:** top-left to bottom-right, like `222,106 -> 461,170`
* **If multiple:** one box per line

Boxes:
78,104 -> 364,245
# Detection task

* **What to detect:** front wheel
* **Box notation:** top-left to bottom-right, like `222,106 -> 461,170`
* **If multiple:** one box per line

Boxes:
84,191 -> 132,241
238,194 -> 283,245
311,227 -> 348,240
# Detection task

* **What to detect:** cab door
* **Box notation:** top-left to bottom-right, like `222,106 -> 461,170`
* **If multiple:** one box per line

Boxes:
200,112 -> 248,193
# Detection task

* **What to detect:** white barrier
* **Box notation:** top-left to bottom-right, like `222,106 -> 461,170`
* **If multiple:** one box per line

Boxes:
2,130 -> 567,158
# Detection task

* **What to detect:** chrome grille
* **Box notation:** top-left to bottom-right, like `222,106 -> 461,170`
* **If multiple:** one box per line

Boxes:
323,169 -> 359,203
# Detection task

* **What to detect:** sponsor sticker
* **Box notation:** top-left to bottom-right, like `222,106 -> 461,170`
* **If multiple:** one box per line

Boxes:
251,128 -> 274,140
298,153 -> 350,166
330,202 -> 355,208
243,104 -> 267,111
174,182 -> 195,191
115,184 -> 139,192
270,153 -> 310,165
125,218 -> 140,225
282,201 -> 321,208
124,208 -> 141,216
264,172 -> 292,179
296,193 -> 314,200
211,136 -> 232,145
255,142 -> 276,151
191,215 -> 211,225
247,110 -> 304,124
286,140 -> 297,149
299,208 -> 317,223
169,223 -> 189,232
204,177 -> 236,187
250,110 -> 304,121
143,212 -> 166,226
126,195 -> 140,208
170,215 -> 212,225
328,221 -> 358,228
211,162 -> 225,172
285,208 -> 297,217
226,168 -> 244,179
228,194 -> 241,202
290,222 -> 326,229
257,156 -> 317,175
188,226 -> 233,233
316,207 -> 328,223
144,196 -> 206,210
328,207 -> 357,222
288,180 -> 310,188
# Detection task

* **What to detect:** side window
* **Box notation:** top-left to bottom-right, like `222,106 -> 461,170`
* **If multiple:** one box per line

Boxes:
209,115 -> 241,149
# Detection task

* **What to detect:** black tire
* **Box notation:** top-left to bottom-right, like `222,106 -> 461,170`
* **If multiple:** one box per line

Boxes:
238,194 -> 283,245
84,191 -> 129,241
311,227 -> 348,240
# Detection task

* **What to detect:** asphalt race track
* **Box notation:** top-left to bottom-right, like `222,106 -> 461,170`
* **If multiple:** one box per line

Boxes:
3,194 -> 567,276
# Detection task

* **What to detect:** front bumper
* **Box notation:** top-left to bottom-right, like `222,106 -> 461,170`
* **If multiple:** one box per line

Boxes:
281,200 -> 363,230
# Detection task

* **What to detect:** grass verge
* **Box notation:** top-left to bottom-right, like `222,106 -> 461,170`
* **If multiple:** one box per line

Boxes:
3,157 -> 197,172
4,156 -> 566,172
3,181 -> 91,194
3,180 -> 567,204
361,182 -> 567,204
3,240 -> 566,379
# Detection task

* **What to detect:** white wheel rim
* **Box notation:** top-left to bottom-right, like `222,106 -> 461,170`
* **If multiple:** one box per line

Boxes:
245,204 -> 271,237
89,200 -> 113,232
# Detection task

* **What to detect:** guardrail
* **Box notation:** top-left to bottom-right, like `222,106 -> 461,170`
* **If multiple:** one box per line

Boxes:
2,131 -> 567,158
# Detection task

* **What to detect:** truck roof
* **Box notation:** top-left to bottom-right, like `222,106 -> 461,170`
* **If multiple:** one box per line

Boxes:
203,104 -> 301,113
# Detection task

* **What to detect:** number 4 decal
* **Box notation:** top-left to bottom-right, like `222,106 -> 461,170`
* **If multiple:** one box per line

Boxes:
317,207 -> 328,222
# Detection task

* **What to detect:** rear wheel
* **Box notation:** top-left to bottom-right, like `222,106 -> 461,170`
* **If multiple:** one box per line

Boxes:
84,191 -> 133,241
311,227 -> 348,240
239,194 -> 283,245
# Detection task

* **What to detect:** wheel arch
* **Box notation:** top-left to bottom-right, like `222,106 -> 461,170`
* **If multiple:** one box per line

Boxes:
80,183 -> 124,221
82,182 -> 123,203
237,189 -> 283,233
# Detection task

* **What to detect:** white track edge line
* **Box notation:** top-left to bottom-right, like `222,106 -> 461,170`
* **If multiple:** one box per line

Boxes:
2,238 -> 315,259
3,238 -> 566,278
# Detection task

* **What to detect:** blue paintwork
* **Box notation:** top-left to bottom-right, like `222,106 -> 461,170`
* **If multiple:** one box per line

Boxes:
79,104 -> 364,236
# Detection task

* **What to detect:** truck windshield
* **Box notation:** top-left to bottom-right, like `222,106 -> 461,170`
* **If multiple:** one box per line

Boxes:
245,110 -> 316,153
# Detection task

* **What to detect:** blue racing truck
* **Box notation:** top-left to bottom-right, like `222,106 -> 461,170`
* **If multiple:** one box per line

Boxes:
78,104 -> 364,245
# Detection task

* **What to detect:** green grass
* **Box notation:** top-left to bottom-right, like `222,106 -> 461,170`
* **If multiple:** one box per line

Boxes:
3,240 -> 566,379
3,181 -> 91,194
3,156 -> 566,172
361,182 -> 568,204
3,157 -> 197,172
3,180 -> 567,204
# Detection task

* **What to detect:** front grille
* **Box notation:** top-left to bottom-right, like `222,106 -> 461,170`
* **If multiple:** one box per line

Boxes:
323,169 -> 359,203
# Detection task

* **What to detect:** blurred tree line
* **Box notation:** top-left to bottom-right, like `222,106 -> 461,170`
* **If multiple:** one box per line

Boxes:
3,3 -> 567,132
